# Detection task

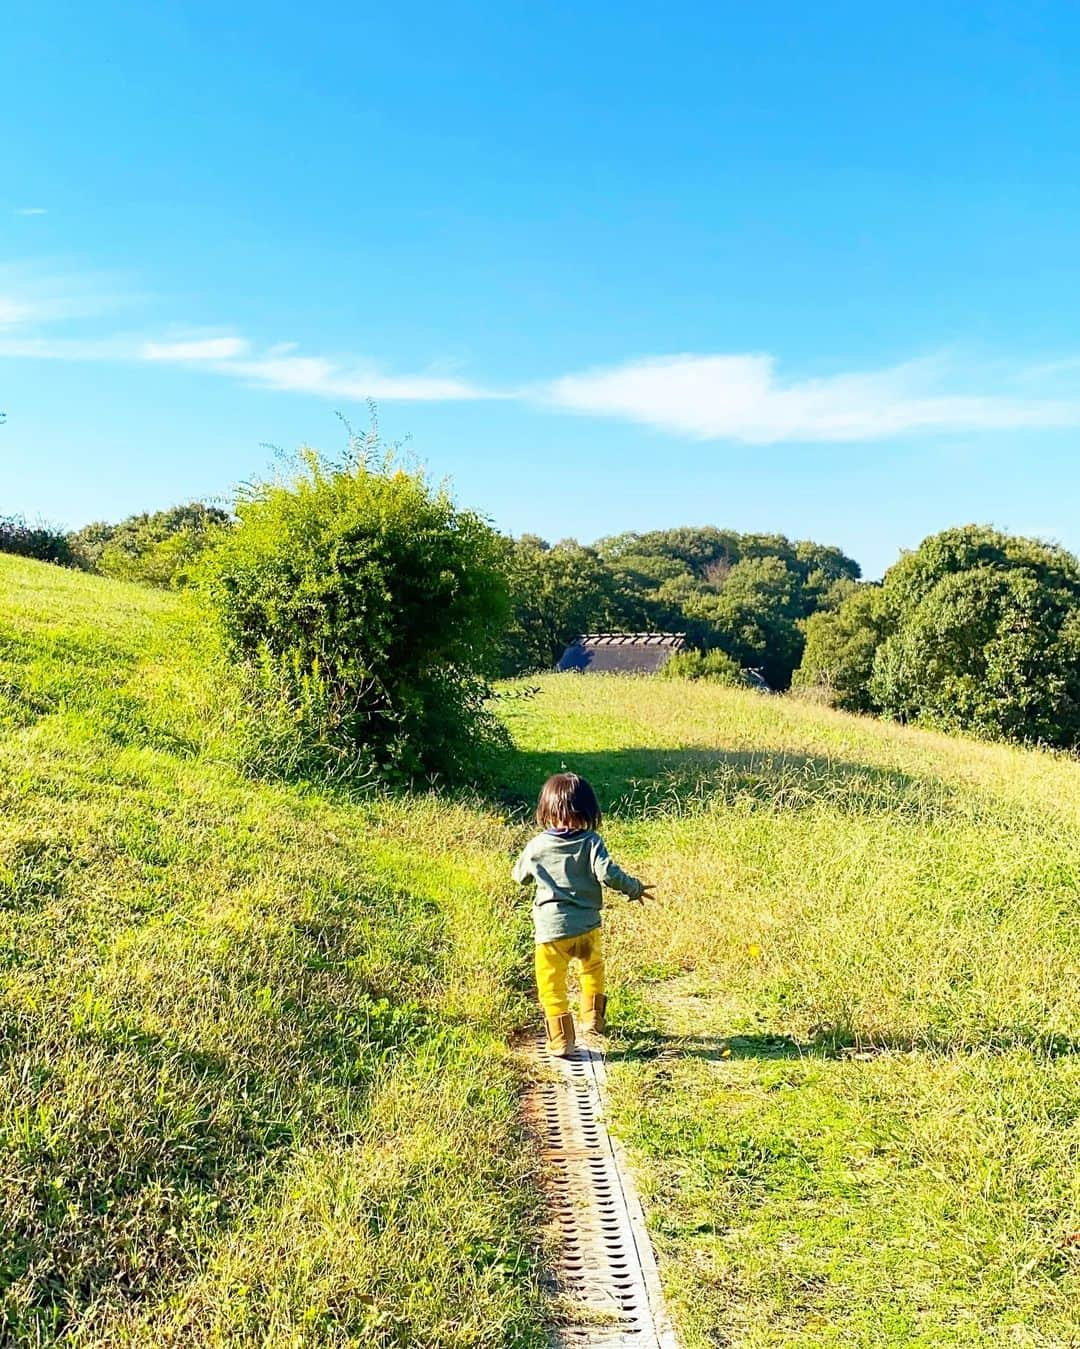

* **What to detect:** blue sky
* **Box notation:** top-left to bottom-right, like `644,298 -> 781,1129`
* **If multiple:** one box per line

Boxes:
3,2 -> 1080,577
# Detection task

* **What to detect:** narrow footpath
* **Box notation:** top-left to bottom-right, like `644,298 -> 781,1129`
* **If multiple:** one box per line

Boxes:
528,1033 -> 681,1348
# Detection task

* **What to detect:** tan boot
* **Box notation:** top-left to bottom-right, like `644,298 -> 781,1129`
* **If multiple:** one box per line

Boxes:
545,1012 -> 576,1057
581,993 -> 608,1036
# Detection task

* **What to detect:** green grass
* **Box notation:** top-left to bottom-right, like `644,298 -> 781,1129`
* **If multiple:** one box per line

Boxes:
0,557 -> 545,1347
3,554 -> 1079,1346
499,677 -> 1080,1347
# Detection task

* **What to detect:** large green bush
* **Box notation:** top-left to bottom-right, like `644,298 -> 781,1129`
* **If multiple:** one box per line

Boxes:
200,447 -> 509,784
792,584 -> 887,711
69,502 -> 231,587
658,647 -> 744,684
870,528 -> 1080,747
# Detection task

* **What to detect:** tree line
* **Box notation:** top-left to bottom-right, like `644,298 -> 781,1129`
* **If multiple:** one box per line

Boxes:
4,461 -> 1079,771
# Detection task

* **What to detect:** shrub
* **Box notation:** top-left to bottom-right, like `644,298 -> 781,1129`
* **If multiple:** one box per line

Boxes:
659,648 -> 745,684
871,551 -> 1080,747
792,584 -> 887,711
70,503 -> 231,587
199,444 -> 510,784
0,515 -> 73,565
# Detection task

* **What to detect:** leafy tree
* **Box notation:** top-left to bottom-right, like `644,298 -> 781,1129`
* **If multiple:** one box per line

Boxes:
597,526 -> 742,577
815,575 -> 862,612
66,520 -> 116,572
70,503 -> 231,587
0,516 -> 73,565
606,551 -> 692,600
792,584 -> 886,710
698,556 -> 805,688
200,447 -> 509,784
793,526 -> 1080,747
792,540 -> 862,610
870,535 -> 1080,747
503,526 -> 859,681
501,536 -> 623,673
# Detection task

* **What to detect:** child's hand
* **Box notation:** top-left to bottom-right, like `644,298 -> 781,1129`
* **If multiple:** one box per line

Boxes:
631,884 -> 655,904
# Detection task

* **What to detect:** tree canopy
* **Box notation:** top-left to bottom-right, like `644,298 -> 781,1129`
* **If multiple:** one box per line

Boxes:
69,503 -> 231,587
793,525 -> 1080,750
502,526 -> 861,687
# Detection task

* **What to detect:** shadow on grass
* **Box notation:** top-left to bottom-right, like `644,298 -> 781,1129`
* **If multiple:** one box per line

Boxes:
493,744 -> 955,824
606,1028 -> 1080,1064
606,1030 -> 841,1064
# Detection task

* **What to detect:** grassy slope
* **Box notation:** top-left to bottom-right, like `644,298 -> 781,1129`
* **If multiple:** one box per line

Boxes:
4,556 -> 1079,1347
500,678 -> 1080,1348
0,557 -> 545,1348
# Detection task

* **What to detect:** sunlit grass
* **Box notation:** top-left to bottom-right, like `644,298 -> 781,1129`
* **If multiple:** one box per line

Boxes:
3,556 -> 1079,1346
0,557 -> 544,1347
501,675 -> 1080,1347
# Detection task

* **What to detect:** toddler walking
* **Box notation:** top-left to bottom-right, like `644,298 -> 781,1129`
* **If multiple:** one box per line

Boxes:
512,772 -> 653,1056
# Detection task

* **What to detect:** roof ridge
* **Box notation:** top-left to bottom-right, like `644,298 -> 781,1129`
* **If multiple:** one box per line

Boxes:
571,631 -> 687,647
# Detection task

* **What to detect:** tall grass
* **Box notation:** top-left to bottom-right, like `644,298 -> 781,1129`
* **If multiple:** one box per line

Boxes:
499,675 -> 1080,1346
4,556 -> 1079,1346
0,557 -> 544,1347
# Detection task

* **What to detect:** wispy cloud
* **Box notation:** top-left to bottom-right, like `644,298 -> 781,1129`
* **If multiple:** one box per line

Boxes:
225,352 -> 491,402
142,336 -> 251,363
0,261 -> 129,327
0,298 -> 39,327
5,262 -> 1080,432
0,334 -> 137,360
139,334 -> 493,401
14,207 -> 48,217
539,352 -> 1080,443
0,271 -> 492,401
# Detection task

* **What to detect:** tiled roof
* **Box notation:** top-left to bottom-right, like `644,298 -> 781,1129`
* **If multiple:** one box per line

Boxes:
575,633 -> 685,647
557,632 -> 686,674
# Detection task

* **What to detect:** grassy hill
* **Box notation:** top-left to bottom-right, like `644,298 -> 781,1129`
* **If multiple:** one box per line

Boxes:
2,554 -> 1078,1346
499,681 -> 1080,1347
0,556 -> 545,1347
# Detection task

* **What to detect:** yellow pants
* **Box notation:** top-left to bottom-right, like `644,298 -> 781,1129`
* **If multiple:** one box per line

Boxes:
535,928 -> 605,1018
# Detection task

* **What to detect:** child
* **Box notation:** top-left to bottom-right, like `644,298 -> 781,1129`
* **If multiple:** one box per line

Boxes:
512,772 -> 653,1056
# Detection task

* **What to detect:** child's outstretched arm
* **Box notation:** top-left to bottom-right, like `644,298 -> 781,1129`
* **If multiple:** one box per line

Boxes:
590,836 -> 651,901
511,846 -> 534,885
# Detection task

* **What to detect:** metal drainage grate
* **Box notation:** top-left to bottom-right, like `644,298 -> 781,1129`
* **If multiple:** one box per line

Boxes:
532,1033 -> 680,1349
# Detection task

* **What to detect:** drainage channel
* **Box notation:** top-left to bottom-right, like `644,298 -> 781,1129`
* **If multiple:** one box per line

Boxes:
530,1033 -> 680,1349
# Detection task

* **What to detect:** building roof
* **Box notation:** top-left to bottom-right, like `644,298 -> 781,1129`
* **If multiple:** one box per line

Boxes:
556,632 -> 686,675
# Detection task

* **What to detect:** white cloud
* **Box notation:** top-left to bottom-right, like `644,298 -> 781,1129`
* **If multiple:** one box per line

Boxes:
223,352 -> 490,401
142,336 -> 251,362
15,207 -> 48,216
0,298 -> 38,327
0,334 -> 136,359
0,262 -> 128,327
5,260 -> 1080,432
138,336 -> 491,400
540,352 -> 1080,443
0,287 -> 491,400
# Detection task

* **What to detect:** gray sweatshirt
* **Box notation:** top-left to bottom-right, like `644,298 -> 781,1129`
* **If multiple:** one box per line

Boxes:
512,828 -> 645,944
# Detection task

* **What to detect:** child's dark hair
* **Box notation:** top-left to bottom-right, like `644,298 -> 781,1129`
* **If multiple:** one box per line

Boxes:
536,773 -> 602,831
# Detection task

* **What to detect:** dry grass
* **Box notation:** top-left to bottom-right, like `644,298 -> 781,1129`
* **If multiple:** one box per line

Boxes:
499,675 -> 1080,1347
4,556 -> 1078,1346
0,557 -> 545,1348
